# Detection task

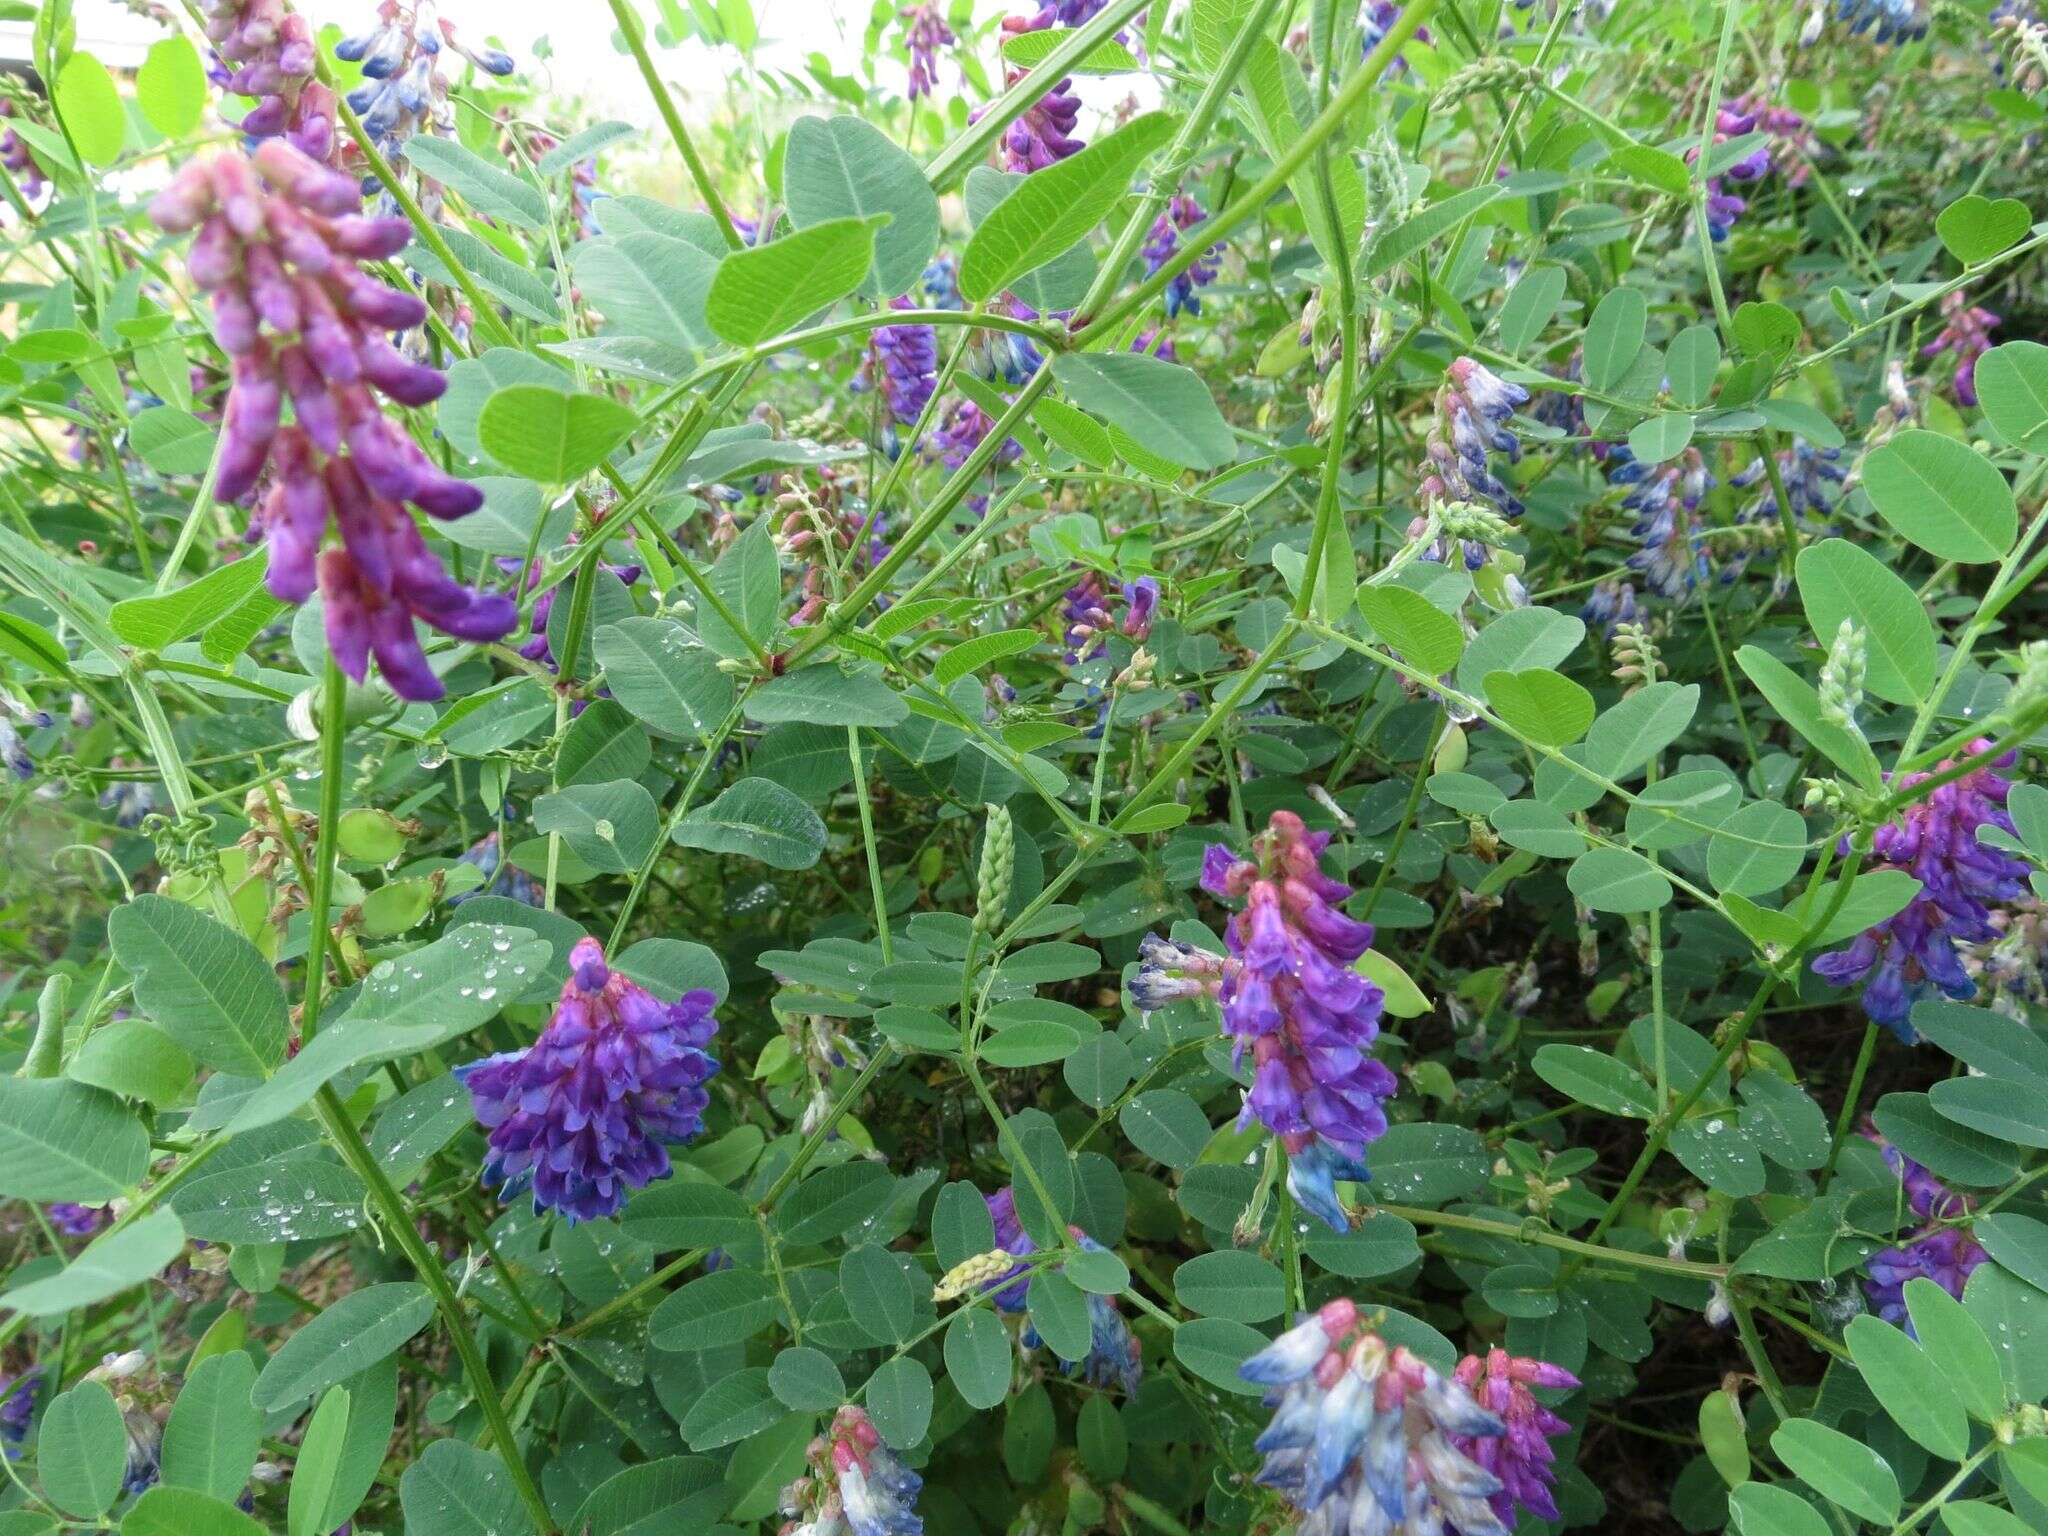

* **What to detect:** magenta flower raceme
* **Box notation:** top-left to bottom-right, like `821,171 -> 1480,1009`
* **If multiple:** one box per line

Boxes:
780,1406 -> 924,1536
990,6 -> 1086,171
1061,570 -> 1114,664
901,2 -> 956,98
1121,575 -> 1159,640
450,829 -> 541,907
1360,0 -> 1430,76
1922,289 -> 1999,407
1612,444 -> 1714,599
201,0 -> 339,161
149,143 -> 514,700
1452,1348 -> 1579,1528
459,937 -> 720,1224
1,1370 -> 40,1455
1861,1128 -> 1988,1326
934,397 -> 1022,475
1137,810 -> 1397,1232
1812,741 -> 2031,1039
1733,92 -> 1819,185
984,1186 -> 1037,1310
1142,194 -> 1221,318
1241,1300 -> 1513,1536
1687,107 -> 1770,242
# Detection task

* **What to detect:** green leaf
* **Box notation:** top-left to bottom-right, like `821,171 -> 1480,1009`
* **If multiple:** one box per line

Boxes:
680,1369 -> 783,1451
1843,1314 -> 1970,1459
1975,1213 -> 2048,1293
1795,540 -> 1938,705
745,665 -> 908,727
55,54 -> 124,167
122,1488 -> 268,1536
39,1381 -> 127,1517
1488,799 -> 1588,858
1363,184 -> 1506,279
768,1346 -> 846,1411
1484,668 -> 1594,747
1872,1090 -> 2018,1186
111,556 -> 270,652
174,1158 -> 367,1244
1000,26 -> 1141,71
1707,801 -> 1809,896
1903,1274 -> 2007,1420
1729,1483 -> 1831,1536
572,233 -> 721,354
1051,352 -> 1234,471
2,1209 -> 184,1316
67,1017 -> 191,1105
783,115 -> 941,297
397,1441 -> 537,1536
1531,1045 -> 1656,1117
959,112 -> 1176,301
0,1077 -> 148,1202
135,36 -> 207,137
1770,1419 -> 1899,1524
1735,644 -> 1880,789
286,1388 -> 349,1536
1626,412 -> 1694,464
1941,1504 -> 2036,1536
622,1180 -> 753,1251
477,385 -> 637,484
109,895 -> 286,1076
1625,771 -> 1740,851
1929,1075 -> 2048,1149
776,1161 -> 895,1243
1935,193 -> 2031,265
1027,1270 -> 1093,1361
1457,606 -> 1585,697
1860,430 -> 2017,563
1566,847 -> 1674,913
1731,301 -> 1800,360
1120,1090 -> 1212,1167
573,1458 -> 726,1536
649,1267 -> 781,1349
839,1244 -> 921,1343
533,779 -> 660,874
252,1283 -> 435,1412
161,1353 -> 262,1503
722,1413 -> 812,1523
537,121 -> 636,174
1583,287 -> 1647,391
1172,1317 -> 1267,1396
1976,340 -> 2048,454
1032,397 -> 1116,466
1359,585 -> 1464,677
944,1309 -> 1012,1409
934,628 -> 1041,685
1174,1251 -> 1285,1322
401,135 -> 548,226
697,515 -> 782,661
708,216 -> 882,345
673,778 -> 828,869
865,1358 -> 933,1449
1366,1123 -> 1488,1205
1497,265 -> 1567,356
1583,682 -> 1698,781
1967,1261 -> 2048,1404
595,618 -> 734,740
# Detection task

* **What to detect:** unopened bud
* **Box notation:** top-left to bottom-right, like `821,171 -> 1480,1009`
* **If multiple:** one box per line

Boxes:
933,1248 -> 1017,1302
1817,618 -> 1867,733
974,804 -> 1014,935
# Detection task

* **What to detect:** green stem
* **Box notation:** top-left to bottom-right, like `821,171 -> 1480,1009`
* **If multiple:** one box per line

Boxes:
605,0 -> 744,249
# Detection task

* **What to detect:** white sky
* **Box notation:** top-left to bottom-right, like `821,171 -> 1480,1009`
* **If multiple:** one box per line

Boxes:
18,0 -> 1021,123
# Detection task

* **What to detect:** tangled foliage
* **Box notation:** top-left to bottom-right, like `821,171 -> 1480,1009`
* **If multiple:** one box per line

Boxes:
7,0 -> 2048,1532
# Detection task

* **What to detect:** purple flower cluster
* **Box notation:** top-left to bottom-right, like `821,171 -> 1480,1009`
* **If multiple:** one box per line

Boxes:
1419,357 -> 1529,526
1688,106 -> 1771,242
1813,741 -> 2031,1039
1580,578 -> 1640,636
0,694 -> 48,779
902,2 -> 956,99
1,1370 -> 39,1455
1058,572 -> 1159,663
48,1203 -> 109,1238
1240,1300 -> 1514,1536
855,297 -> 939,456
1611,444 -> 1713,599
499,543 -> 642,672
780,1405 -> 924,1536
337,0 -> 514,167
1142,194 -> 1221,318
150,142 -> 514,700
1732,93 -> 1818,186
1,102 -> 44,199
459,937 -> 720,1223
933,397 -> 1022,477
1454,1348 -> 1579,1528
201,0 -> 339,161
1833,0 -> 1931,43
1923,290 -> 1999,407
1861,1129 -> 1987,1326
1724,438 -> 1843,584
1137,810 -> 1397,1232
1360,0 -> 1430,75
450,829 -> 541,906
982,1190 -> 1142,1393
991,4 -> 1090,172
